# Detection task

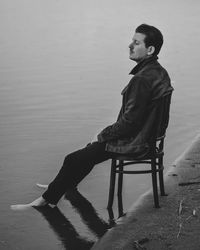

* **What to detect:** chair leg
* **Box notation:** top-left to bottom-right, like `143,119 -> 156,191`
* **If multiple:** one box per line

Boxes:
158,157 -> 167,196
118,193 -> 124,218
107,159 -> 117,209
117,160 -> 124,217
151,158 -> 160,208
107,207 -> 115,227
117,160 -> 123,197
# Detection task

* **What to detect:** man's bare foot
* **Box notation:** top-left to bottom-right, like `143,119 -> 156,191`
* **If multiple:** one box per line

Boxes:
30,196 -> 48,206
36,183 -> 48,189
10,204 -> 33,211
10,197 -> 48,211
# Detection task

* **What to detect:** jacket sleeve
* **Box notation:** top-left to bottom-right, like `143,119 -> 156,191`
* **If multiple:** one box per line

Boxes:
97,76 -> 151,142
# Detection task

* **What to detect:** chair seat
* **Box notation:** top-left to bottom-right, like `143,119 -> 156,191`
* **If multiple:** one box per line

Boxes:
113,150 -> 164,161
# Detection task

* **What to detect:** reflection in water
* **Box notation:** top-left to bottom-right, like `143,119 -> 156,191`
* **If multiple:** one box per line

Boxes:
64,189 -> 110,238
35,189 -> 127,249
35,206 -> 94,250
35,189 -> 124,250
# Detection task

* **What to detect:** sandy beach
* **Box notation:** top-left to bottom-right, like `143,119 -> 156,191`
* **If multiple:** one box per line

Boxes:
92,134 -> 200,250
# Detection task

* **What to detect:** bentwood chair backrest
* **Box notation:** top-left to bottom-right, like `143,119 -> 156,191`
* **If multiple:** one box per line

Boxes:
157,91 -> 172,138
148,91 -> 173,149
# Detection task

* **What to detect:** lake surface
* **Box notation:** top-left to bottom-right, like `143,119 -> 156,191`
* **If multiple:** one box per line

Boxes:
1,0 -> 200,249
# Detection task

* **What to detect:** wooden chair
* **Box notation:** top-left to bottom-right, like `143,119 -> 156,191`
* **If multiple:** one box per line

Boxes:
107,91 -> 172,209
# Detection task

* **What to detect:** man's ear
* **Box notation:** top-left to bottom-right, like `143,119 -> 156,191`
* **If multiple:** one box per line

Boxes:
147,46 -> 155,55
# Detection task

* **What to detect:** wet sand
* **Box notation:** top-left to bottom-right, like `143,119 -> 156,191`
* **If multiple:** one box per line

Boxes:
92,134 -> 200,250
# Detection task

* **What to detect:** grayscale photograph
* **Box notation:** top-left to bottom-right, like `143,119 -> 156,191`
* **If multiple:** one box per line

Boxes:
1,0 -> 200,249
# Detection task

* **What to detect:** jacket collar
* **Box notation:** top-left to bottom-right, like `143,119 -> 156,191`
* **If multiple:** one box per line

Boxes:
129,55 -> 158,75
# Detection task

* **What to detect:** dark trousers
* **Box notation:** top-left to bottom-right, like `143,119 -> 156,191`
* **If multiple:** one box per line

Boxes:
42,142 -> 116,205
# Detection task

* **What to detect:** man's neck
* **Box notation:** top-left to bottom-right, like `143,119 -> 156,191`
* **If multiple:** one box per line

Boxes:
135,55 -> 153,64
129,55 -> 158,75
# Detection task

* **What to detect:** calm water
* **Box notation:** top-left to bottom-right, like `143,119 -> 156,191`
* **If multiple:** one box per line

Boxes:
1,0 -> 200,249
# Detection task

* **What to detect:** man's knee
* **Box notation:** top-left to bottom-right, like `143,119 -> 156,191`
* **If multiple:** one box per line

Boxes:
63,153 -> 74,166
63,149 -> 83,166
63,142 -> 106,166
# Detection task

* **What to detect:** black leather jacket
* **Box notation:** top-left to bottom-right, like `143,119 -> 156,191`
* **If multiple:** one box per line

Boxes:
97,56 -> 174,154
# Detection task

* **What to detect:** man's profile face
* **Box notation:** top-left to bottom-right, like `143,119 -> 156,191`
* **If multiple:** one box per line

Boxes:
129,32 -> 150,63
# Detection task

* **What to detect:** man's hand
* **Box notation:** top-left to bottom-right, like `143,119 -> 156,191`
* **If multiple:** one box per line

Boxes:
86,134 -> 98,147
91,134 -> 98,143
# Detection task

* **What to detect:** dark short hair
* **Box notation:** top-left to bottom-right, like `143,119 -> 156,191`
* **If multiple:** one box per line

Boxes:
135,24 -> 163,56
